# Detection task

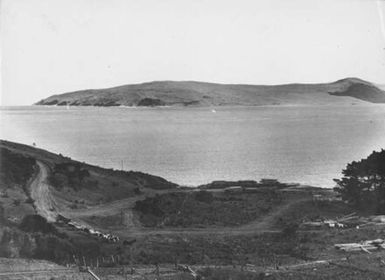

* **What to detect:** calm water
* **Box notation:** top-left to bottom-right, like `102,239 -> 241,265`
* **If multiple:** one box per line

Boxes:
1,105 -> 385,187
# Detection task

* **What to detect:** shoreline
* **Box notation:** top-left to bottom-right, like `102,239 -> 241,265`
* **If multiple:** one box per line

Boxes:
0,138 -> 327,189
2,102 -> 385,110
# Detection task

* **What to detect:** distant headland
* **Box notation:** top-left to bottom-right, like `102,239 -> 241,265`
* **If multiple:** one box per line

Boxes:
35,77 -> 385,107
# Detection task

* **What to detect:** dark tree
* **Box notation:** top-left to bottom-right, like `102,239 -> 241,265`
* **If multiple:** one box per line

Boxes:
334,149 -> 385,213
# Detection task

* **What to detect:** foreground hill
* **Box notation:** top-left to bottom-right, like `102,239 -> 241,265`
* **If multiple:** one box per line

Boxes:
3,140 -> 385,279
35,77 -> 385,107
0,139 -> 177,222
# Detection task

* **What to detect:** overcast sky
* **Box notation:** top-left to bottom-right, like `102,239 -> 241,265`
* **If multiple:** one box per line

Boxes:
1,0 -> 385,105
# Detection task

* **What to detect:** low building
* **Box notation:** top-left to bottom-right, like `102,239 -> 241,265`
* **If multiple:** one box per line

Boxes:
260,179 -> 279,185
224,186 -> 243,193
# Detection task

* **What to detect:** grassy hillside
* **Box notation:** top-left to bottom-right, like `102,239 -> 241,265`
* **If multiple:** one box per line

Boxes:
0,140 -> 177,192
35,77 -> 385,107
0,140 -> 177,225
3,140 -> 385,280
0,140 -> 178,264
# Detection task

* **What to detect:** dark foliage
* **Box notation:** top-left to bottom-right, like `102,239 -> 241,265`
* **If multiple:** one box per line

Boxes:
194,190 -> 214,203
49,162 -> 91,190
31,233 -> 75,262
199,180 -> 260,189
137,98 -> 165,107
134,195 -> 165,217
134,191 -> 281,227
0,147 -> 36,187
334,149 -> 385,213
19,215 -> 58,235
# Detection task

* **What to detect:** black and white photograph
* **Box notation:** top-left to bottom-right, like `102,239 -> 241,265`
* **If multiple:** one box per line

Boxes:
1,0 -> 385,279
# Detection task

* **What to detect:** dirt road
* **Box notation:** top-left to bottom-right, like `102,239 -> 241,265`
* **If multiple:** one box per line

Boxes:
28,160 -> 311,237
30,161 -> 58,222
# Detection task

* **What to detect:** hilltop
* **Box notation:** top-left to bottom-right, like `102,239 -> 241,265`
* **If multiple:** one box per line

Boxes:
35,77 -> 385,107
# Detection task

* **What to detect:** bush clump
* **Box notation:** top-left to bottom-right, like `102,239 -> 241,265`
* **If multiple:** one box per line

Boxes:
49,162 -> 91,191
19,215 -> 57,235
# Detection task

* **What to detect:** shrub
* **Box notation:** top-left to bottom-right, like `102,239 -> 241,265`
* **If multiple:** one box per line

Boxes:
195,191 -> 214,203
19,215 -> 57,235
51,162 -> 91,191
134,196 -> 165,217
47,174 -> 66,190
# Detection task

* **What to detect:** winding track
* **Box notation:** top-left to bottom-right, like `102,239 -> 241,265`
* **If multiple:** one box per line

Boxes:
30,161 -> 58,222
29,160 -> 311,236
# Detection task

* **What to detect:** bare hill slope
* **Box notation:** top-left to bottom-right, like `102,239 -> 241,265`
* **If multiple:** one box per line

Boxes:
35,78 -> 385,107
